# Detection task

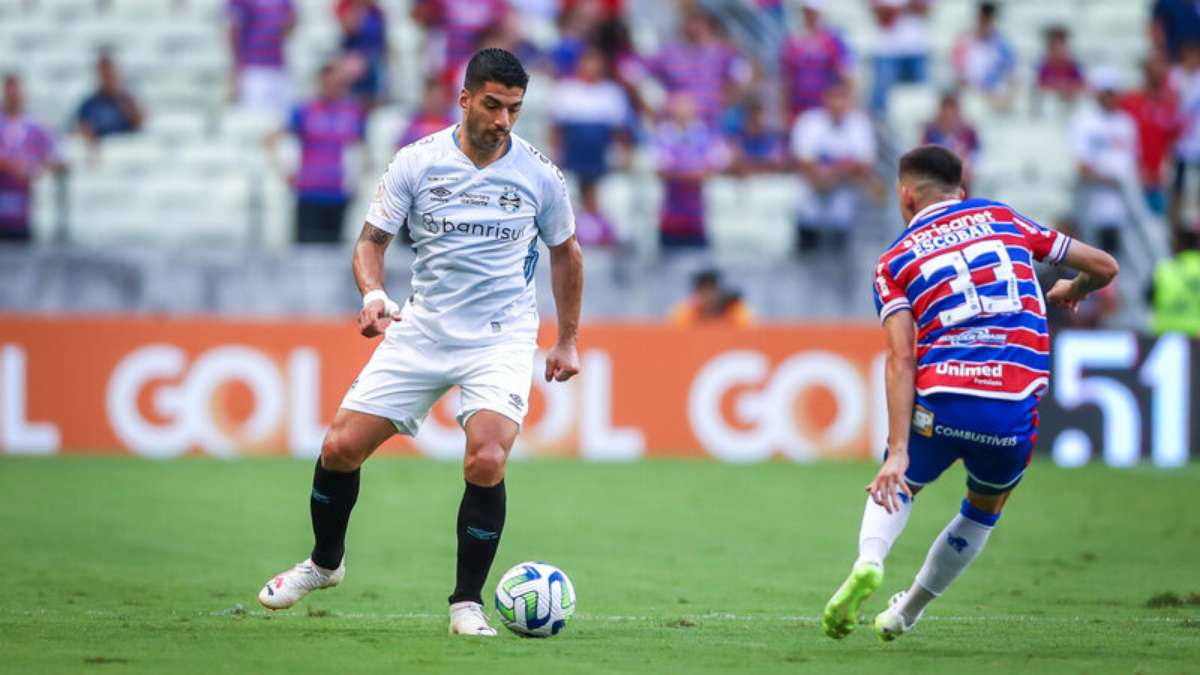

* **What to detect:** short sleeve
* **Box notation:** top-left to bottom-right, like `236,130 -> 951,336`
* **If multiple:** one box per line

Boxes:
1011,211 -> 1071,265
536,162 -> 576,247
365,148 -> 416,235
873,260 -> 911,324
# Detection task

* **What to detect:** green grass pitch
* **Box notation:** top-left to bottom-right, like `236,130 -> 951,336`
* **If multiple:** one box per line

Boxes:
1,457 -> 1198,674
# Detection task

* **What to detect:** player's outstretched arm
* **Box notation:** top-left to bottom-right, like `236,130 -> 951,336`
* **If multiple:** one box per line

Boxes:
352,222 -> 400,338
544,235 -> 583,383
868,311 -> 917,513
1045,239 -> 1120,313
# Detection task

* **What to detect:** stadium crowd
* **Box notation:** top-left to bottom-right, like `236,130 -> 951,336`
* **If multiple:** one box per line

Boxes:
0,0 -> 1198,328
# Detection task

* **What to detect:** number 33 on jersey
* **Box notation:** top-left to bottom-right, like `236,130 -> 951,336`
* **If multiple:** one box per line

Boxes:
873,198 -> 1072,401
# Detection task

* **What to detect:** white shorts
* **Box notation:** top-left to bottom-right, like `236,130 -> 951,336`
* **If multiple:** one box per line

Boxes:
340,322 -> 536,436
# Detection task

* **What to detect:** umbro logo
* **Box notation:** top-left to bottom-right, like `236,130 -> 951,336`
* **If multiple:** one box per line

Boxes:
508,394 -> 524,409
430,187 -> 452,198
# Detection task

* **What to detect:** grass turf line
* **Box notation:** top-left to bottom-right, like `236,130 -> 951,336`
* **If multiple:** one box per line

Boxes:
0,457 -> 1197,674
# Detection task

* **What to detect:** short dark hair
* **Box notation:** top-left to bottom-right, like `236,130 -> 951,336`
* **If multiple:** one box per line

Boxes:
899,145 -> 963,190
693,268 -> 721,289
464,48 -> 529,92
979,2 -> 997,19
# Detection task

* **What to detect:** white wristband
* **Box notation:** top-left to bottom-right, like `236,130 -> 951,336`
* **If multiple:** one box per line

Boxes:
362,289 -> 400,316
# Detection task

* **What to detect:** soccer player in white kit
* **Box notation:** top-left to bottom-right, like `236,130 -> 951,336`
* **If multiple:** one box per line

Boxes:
256,49 -> 584,637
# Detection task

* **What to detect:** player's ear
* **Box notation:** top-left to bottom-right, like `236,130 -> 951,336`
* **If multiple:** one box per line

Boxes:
458,88 -> 470,112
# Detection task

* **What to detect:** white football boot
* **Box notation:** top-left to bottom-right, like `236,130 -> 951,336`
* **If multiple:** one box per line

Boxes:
874,590 -> 920,641
448,601 -> 498,637
257,558 -> 345,610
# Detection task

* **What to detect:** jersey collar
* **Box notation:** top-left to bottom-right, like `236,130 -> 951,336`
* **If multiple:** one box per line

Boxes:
905,199 -> 962,230
451,124 -> 514,170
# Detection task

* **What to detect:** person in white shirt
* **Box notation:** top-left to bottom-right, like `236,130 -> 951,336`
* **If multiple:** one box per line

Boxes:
1070,66 -> 1140,255
255,48 -> 584,638
868,0 -> 931,114
790,78 -> 877,252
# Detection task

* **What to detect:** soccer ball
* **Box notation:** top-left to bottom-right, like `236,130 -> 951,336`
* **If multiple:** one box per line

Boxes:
494,561 -> 576,637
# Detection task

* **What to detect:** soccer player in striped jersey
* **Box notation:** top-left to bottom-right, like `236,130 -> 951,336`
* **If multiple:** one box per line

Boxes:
822,145 -> 1119,641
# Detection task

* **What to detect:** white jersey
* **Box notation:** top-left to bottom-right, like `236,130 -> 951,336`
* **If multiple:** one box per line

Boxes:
366,125 -> 575,347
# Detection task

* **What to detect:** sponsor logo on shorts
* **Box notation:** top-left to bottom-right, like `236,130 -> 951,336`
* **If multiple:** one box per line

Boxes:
933,425 -> 1020,447
508,394 -> 524,410
913,404 -> 935,437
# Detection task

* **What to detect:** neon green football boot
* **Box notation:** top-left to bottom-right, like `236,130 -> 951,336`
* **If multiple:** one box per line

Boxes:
821,559 -> 883,639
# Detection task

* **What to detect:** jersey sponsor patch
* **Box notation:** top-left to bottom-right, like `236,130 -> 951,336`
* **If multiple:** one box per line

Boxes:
913,404 -> 934,437
499,188 -> 521,213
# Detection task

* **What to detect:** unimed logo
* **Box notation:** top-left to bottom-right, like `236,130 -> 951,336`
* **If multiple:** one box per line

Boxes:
934,362 -> 1004,378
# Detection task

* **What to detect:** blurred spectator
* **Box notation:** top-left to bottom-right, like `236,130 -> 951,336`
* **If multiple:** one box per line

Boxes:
413,0 -> 508,84
790,78 -> 876,253
549,0 -> 605,77
594,17 -> 650,118
397,77 -> 454,148
336,0 -> 388,108
868,0 -> 930,114
779,0 -> 854,123
266,64 -> 366,244
755,0 -> 785,24
952,2 -> 1015,109
1147,229 -> 1200,335
725,98 -> 788,176
648,7 -> 750,128
1170,40 -> 1200,230
654,93 -> 731,250
1069,66 -> 1139,256
921,93 -> 980,191
551,46 -> 631,247
0,74 -> 64,243
228,0 -> 296,119
75,52 -> 144,146
1121,51 -> 1181,215
1152,0 -> 1200,63
474,9 -> 541,68
669,269 -> 754,327
1035,26 -> 1085,103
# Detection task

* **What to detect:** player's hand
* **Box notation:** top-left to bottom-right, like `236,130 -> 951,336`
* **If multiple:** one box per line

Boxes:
866,451 -> 913,514
358,299 -> 401,338
1045,279 -> 1086,313
544,341 -> 580,382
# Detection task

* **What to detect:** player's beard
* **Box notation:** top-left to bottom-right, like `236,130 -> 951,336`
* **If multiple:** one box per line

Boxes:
466,112 -> 507,153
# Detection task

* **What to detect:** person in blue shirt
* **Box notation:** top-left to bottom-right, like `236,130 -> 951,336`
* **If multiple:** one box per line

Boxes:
75,53 -> 144,145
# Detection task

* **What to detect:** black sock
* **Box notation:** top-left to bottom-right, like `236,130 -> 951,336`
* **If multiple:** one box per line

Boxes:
449,480 -> 506,605
309,459 -> 360,570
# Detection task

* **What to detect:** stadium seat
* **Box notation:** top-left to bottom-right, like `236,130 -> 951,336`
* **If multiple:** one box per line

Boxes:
887,86 -> 939,149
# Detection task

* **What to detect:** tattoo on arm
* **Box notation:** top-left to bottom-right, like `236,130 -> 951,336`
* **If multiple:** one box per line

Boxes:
358,223 -> 394,247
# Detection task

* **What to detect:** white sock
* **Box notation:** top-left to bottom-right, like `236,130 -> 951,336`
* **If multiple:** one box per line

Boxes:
856,492 -> 913,566
902,502 -> 998,621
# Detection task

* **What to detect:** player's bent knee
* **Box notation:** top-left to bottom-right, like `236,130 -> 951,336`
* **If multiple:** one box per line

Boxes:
464,442 -> 506,486
320,430 -> 368,472
965,489 -> 1011,514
